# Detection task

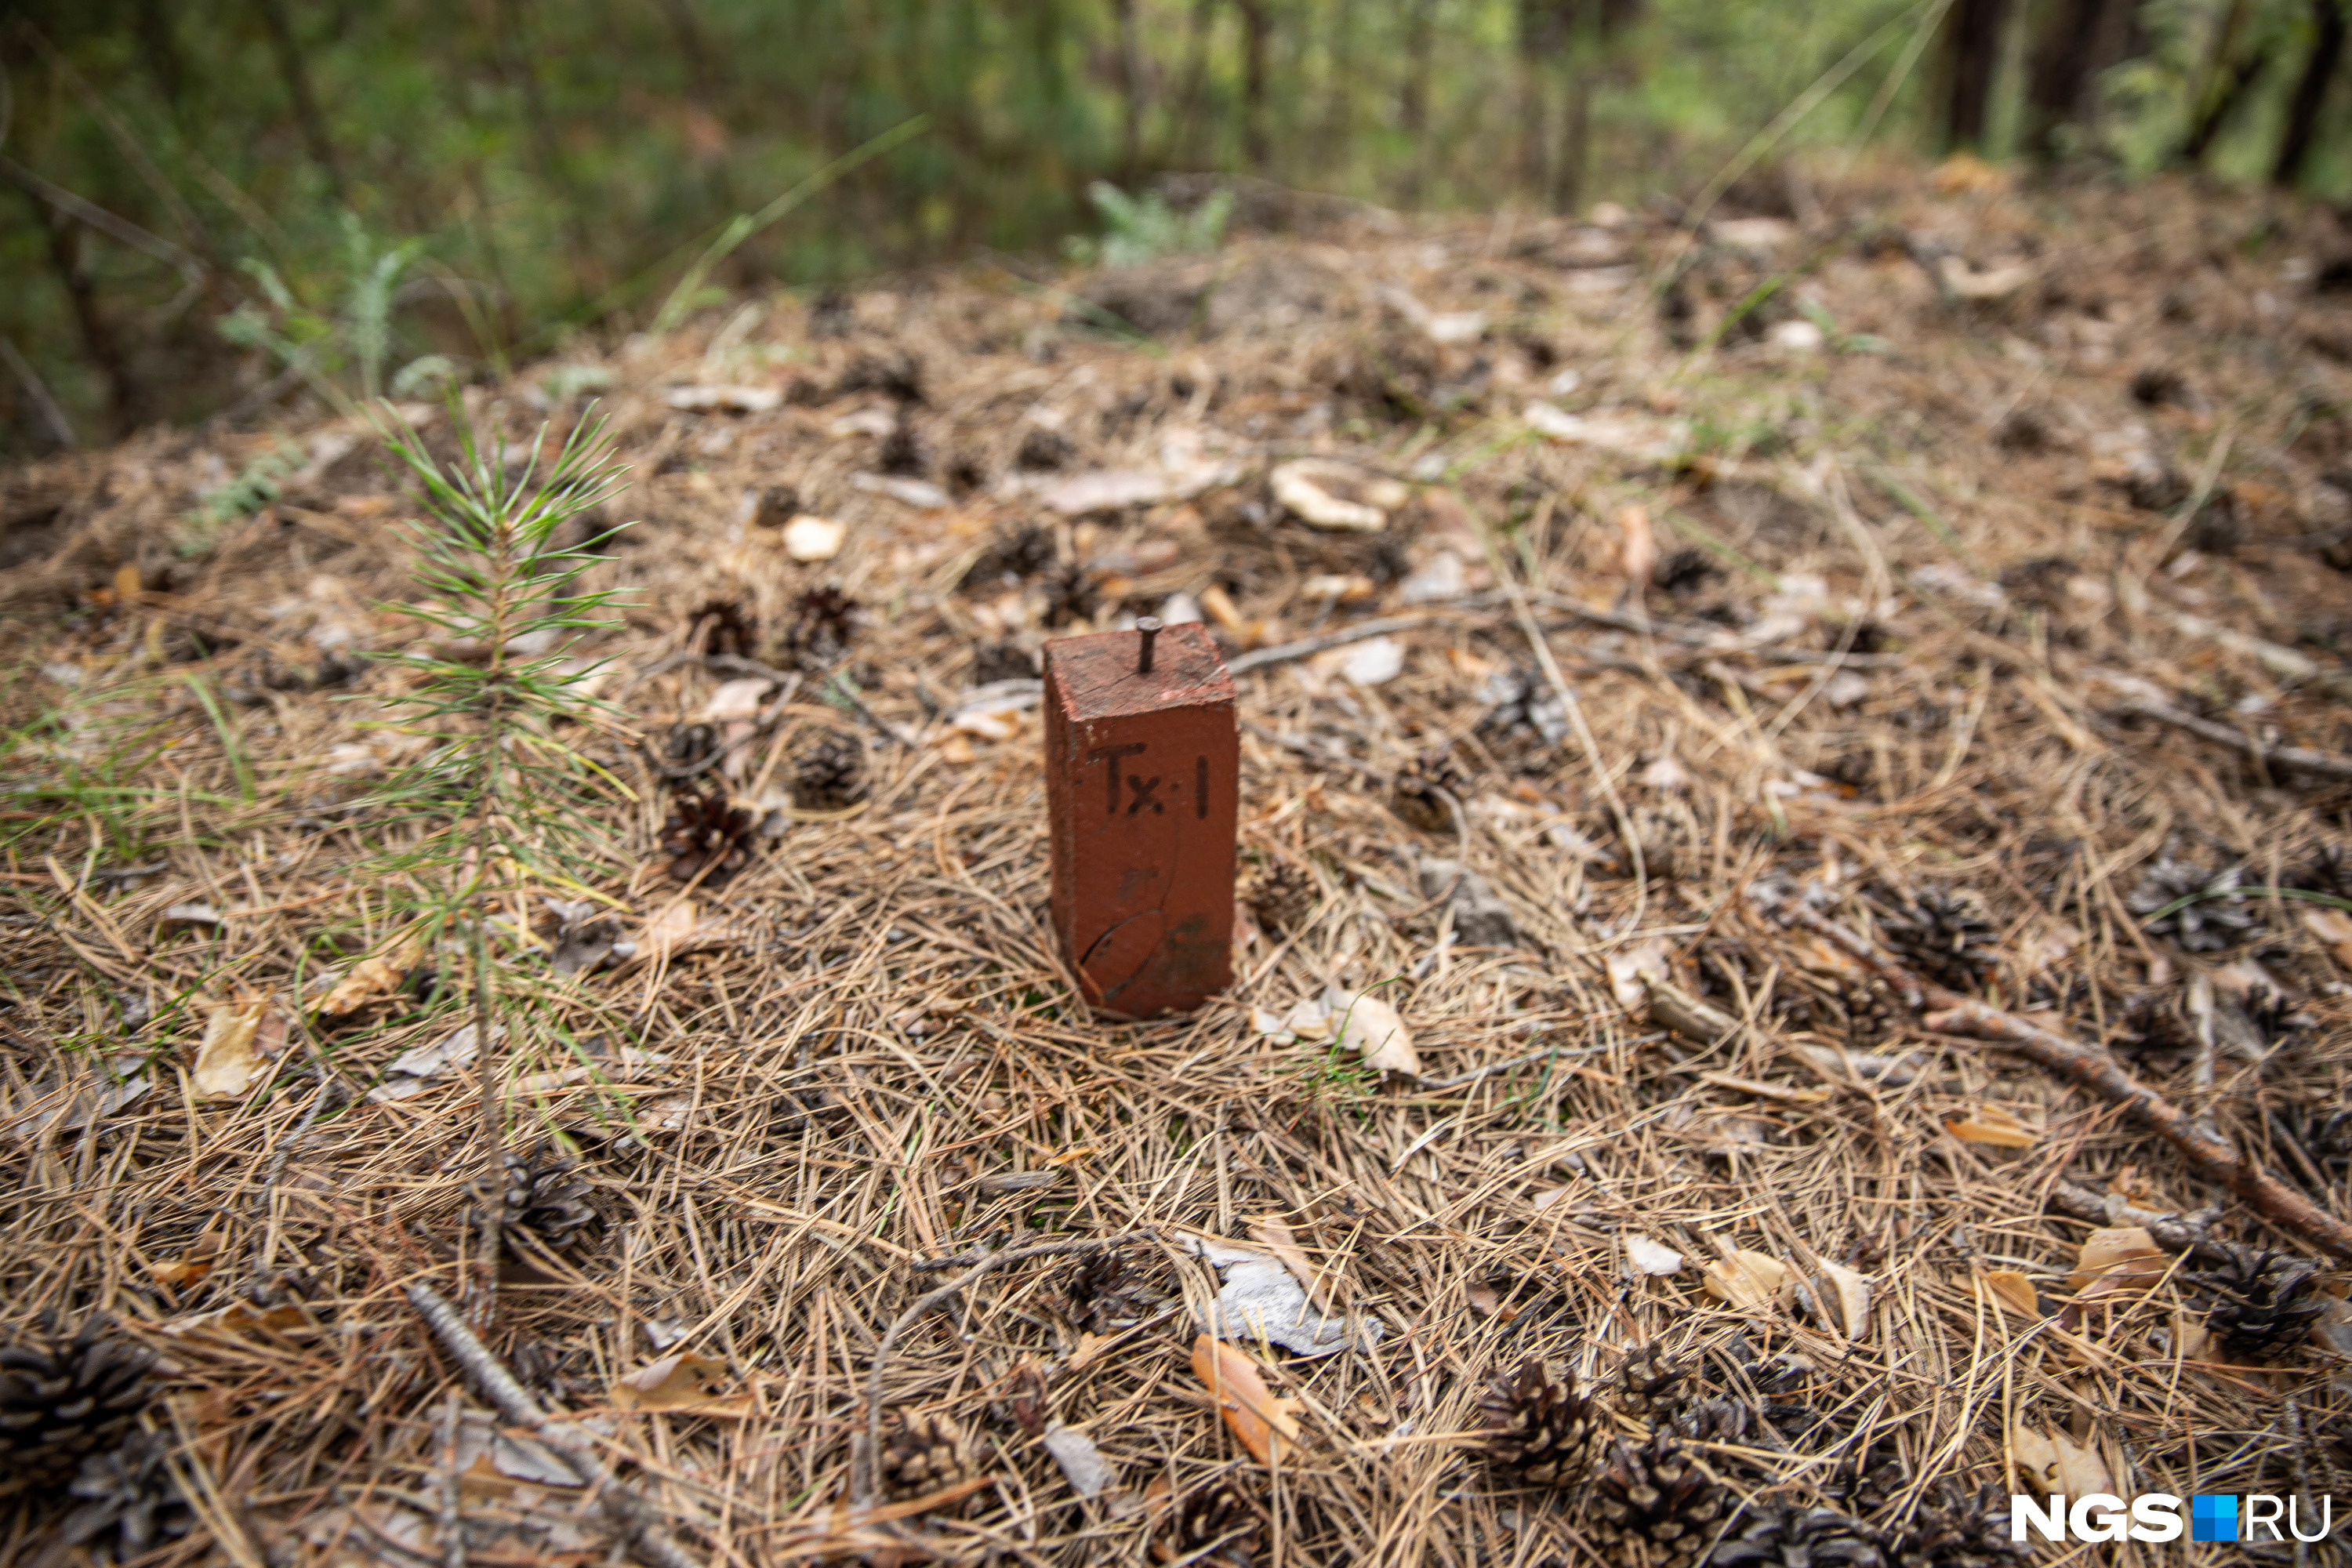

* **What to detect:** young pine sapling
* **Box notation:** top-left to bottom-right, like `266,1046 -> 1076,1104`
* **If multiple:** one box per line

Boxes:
376,401 -> 629,1319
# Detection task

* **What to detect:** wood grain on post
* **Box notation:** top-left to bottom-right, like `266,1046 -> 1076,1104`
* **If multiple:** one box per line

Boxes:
1044,621 -> 1236,1018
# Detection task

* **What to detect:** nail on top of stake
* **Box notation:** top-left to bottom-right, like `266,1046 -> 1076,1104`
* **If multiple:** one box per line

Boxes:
1134,615 -> 1162,675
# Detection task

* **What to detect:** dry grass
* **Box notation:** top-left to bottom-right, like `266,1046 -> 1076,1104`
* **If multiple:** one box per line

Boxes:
3,158 -> 2351,1566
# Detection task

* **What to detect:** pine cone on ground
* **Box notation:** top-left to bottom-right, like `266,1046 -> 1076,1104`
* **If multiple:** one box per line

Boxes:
2184,1242 -> 2326,1361
964,523 -> 1058,585
1710,1504 -> 1886,1566
879,1410 -> 973,1503
1656,548 -> 1722,597
688,598 -> 757,659
1479,1357 -> 1600,1486
2278,1103 -> 2351,1172
1878,887 -> 1998,990
1592,1432 -> 1726,1568
53,1432 -> 194,1563
1623,800 -> 1702,882
1243,858 -> 1318,937
2115,989 -> 2198,1067
1886,1486 -> 2025,1567
2125,857 -> 2258,952
791,732 -> 868,811
1613,1343 -> 1691,1424
1390,752 -> 1465,834
970,639 -> 1035,685
1063,1250 -> 1152,1332
2285,843 -> 2350,902
1160,1472 -> 1262,1565
1671,1396 -> 1751,1447
499,1149 -> 600,1254
0,1315 -> 154,1501
784,586 -> 858,668
1040,564 -> 1100,628
2240,986 -> 2308,1053
659,787 -> 755,882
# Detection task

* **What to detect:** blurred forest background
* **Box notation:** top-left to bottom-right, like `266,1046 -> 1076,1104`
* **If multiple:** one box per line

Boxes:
2,0 -> 2348,459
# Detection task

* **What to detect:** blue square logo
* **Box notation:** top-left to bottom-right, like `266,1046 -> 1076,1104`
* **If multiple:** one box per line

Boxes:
2191,1494 -> 2239,1543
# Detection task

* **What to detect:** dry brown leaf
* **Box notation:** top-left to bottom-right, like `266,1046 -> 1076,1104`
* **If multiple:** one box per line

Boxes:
635,899 -> 701,965
1944,1104 -> 2041,1148
1817,1260 -> 1871,1338
1977,1269 -> 2042,1319
1330,991 -> 1417,1076
1246,1215 -> 1325,1308
611,1352 -> 756,1417
1189,1334 -> 1301,1465
151,1258 -> 213,1287
1618,504 -> 1657,588
193,999 -> 273,1100
1700,1249 -> 1791,1311
1067,1330 -> 1109,1373
2011,1423 -> 2112,1498
1606,938 -> 1674,1012
2303,907 -> 2352,971
316,937 -> 423,1017
2065,1227 -> 2169,1294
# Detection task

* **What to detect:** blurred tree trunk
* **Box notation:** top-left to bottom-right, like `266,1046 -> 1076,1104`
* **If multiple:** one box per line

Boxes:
1236,0 -> 1272,172
1399,0 -> 1438,205
655,0 -> 719,100
2183,0 -> 2251,159
491,0 -> 598,294
1171,0 -> 1217,164
22,192 -> 132,438
131,0 -> 185,114
1553,70 -> 1589,212
1114,0 -> 1145,177
2275,0 -> 2347,186
251,0 -> 347,200
1516,0 -> 1577,203
2023,0 -> 2114,157
1939,0 -> 2009,150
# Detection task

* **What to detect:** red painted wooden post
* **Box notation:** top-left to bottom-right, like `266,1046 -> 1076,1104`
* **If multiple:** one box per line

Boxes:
1043,619 -> 1237,1018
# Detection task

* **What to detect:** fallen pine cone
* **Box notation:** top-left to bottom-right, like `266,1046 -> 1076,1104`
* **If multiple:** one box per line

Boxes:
659,787 -> 755,882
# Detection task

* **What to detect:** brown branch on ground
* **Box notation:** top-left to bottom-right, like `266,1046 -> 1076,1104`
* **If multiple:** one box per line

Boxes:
405,1283 -> 703,1568
1780,904 -> 2352,1261
2046,1180 -> 2220,1251
2108,697 -> 2352,782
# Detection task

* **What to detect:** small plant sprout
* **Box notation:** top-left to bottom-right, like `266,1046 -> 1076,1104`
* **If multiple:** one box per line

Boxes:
373,397 -> 630,1319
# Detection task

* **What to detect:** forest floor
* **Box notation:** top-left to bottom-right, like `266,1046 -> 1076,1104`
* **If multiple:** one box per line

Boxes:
4,156 -> 2352,1568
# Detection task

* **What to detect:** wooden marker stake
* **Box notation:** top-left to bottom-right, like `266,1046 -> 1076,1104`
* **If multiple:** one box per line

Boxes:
1044,619 -> 1237,1018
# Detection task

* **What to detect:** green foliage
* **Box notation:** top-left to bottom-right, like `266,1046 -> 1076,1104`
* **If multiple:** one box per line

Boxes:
373,401 -> 631,871
5,0 -> 2350,455
178,440 -> 304,557
1065,181 -> 1233,268
216,215 -> 432,412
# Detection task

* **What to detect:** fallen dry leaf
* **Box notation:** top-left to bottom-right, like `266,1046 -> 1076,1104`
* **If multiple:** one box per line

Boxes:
1944,1104 -> 2041,1148
315,937 -> 423,1016
633,899 -> 700,965
1041,1424 -> 1117,1499
1246,1215 -> 1325,1308
2303,907 -> 2352,971
1618,504 -> 1657,589
1189,1334 -> 1301,1465
1330,990 -> 1417,1076
1624,1235 -> 1685,1276
1701,1249 -> 1791,1311
1817,1260 -> 1871,1338
2066,1227 -> 2169,1294
1977,1270 -> 2041,1319
1606,938 -> 1674,1012
193,998 -> 274,1100
2011,1422 -> 2112,1499
611,1352 -> 755,1417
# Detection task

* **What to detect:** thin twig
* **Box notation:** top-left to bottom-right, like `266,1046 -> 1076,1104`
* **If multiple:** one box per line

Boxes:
2107,698 -> 2352,782
1783,905 -> 2352,1261
857,1233 -> 1149,1507
405,1283 -> 702,1568
438,1392 -> 466,1568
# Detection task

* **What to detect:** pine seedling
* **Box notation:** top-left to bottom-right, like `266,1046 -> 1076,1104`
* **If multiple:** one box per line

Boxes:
372,399 -> 630,1317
